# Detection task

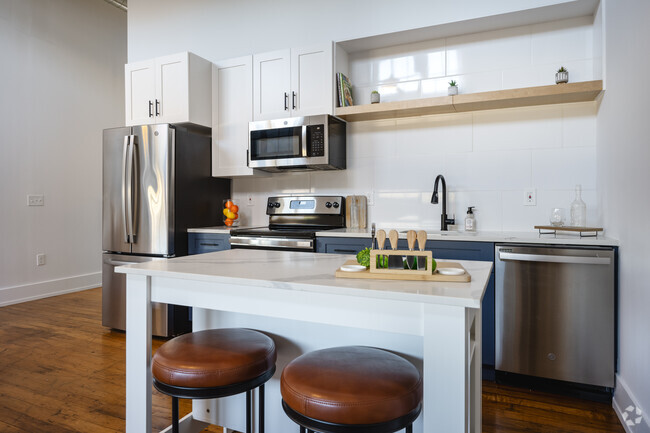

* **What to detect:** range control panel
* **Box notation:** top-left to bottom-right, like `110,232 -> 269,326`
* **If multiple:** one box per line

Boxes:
266,195 -> 344,215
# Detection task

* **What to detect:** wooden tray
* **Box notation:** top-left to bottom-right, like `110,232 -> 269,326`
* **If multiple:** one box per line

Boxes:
335,260 -> 471,282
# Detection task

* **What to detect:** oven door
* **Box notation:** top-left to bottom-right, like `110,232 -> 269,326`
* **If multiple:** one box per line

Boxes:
230,235 -> 315,252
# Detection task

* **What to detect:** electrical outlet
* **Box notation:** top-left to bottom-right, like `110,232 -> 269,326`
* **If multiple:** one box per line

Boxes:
28,194 -> 44,206
523,189 -> 537,206
36,254 -> 46,266
247,195 -> 254,206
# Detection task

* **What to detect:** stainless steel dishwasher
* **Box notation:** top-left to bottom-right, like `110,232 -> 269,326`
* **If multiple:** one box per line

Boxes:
495,244 -> 615,388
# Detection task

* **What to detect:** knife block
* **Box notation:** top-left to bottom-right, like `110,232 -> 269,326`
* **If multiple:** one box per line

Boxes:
369,249 -> 433,275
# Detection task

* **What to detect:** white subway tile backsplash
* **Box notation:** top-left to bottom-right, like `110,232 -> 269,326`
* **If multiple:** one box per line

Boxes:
531,146 -> 597,190
394,113 -> 473,155
347,119 -> 397,159
531,17 -> 593,66
473,105 -> 563,151
562,102 -> 597,148
446,26 -> 531,76
232,17 -> 600,232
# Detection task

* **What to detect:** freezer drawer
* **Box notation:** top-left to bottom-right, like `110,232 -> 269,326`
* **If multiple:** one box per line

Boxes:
495,244 -> 615,388
102,253 -> 183,337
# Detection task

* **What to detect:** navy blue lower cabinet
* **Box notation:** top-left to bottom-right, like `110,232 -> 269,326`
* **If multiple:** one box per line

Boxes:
188,232 -> 231,255
315,237 -> 372,254
425,240 -> 495,377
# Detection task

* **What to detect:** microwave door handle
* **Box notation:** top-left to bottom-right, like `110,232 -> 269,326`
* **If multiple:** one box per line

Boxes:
301,125 -> 308,157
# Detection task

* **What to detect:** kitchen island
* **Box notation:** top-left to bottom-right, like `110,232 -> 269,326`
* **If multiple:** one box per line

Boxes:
117,249 -> 492,433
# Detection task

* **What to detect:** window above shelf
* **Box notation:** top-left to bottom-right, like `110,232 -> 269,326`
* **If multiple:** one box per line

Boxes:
335,80 -> 603,122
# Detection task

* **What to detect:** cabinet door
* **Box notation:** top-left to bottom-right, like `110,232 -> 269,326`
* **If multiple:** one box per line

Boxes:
212,56 -> 254,177
125,59 -> 156,126
253,49 -> 291,121
290,43 -> 334,117
316,237 -> 371,254
155,53 -> 190,125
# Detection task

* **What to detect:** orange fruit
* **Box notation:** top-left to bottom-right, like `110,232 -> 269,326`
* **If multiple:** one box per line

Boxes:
225,200 -> 233,209
230,204 -> 239,213
224,218 -> 233,226
231,212 -> 239,220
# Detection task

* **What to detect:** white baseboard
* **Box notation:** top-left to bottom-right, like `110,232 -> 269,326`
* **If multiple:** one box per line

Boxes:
0,272 -> 101,307
614,374 -> 650,433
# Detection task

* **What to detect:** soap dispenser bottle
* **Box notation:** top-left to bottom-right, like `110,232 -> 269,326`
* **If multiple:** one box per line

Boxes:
465,206 -> 476,232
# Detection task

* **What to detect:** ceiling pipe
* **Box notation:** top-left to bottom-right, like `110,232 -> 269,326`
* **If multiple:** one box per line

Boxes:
103,0 -> 127,11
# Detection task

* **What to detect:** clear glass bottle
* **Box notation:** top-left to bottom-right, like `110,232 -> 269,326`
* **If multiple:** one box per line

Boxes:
570,185 -> 586,227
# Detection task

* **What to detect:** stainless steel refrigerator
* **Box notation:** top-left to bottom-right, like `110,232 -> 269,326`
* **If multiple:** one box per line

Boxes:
102,123 -> 230,337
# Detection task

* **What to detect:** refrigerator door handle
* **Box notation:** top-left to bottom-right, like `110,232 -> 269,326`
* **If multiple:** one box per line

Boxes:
121,136 -> 130,243
124,135 -> 135,243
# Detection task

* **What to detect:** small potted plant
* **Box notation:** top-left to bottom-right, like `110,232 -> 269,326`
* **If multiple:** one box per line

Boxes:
370,90 -> 380,104
555,67 -> 569,84
448,80 -> 458,96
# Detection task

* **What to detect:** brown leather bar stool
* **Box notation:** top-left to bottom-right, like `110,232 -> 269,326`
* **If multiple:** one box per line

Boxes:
152,328 -> 277,433
281,346 -> 423,433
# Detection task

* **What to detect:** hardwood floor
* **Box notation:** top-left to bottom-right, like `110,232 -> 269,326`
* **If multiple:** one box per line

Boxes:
0,288 -> 624,433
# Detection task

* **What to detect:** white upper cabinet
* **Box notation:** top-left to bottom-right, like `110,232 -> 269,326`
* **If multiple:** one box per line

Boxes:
253,42 -> 334,120
211,56 -> 255,177
125,52 -> 211,127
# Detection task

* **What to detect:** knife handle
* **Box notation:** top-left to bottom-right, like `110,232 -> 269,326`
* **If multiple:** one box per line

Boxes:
406,230 -> 416,251
417,230 -> 427,251
388,229 -> 399,250
376,229 -> 386,250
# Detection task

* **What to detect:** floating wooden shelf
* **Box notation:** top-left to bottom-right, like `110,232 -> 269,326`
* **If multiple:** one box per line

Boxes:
335,80 -> 603,122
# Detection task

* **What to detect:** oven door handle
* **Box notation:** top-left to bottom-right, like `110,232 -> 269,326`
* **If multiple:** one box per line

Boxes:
230,236 -> 314,251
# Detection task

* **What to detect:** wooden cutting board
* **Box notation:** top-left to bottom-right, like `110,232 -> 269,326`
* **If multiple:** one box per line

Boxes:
335,260 -> 471,282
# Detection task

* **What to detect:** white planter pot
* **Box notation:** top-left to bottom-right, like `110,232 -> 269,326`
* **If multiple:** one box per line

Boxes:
555,71 -> 569,84
370,92 -> 380,104
448,86 -> 458,96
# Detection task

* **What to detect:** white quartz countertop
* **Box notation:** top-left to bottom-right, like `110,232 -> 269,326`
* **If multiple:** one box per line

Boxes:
116,249 -> 492,309
188,226 -> 617,246
316,228 -> 618,246
187,226 -> 235,234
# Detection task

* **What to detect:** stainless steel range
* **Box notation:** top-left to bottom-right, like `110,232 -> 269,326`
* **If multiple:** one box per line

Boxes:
230,195 -> 346,251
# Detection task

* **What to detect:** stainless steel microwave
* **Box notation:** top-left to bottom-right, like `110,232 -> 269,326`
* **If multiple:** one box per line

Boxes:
248,114 -> 346,172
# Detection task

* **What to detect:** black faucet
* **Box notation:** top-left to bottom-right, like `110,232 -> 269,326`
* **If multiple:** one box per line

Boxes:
431,175 -> 455,231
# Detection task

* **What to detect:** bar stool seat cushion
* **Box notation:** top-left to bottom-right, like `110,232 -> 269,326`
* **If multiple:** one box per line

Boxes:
281,346 -> 422,425
152,328 -> 276,389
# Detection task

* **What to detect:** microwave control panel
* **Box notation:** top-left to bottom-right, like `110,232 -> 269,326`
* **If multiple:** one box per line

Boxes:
307,124 -> 325,157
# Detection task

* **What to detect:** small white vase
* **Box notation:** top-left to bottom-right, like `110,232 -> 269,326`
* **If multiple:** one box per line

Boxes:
448,86 -> 458,96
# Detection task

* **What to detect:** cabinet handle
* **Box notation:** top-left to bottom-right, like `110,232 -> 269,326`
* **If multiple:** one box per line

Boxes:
292,91 -> 297,110
284,92 -> 289,111
155,99 -> 160,116
148,100 -> 153,118
199,243 -> 219,247
333,249 -> 358,254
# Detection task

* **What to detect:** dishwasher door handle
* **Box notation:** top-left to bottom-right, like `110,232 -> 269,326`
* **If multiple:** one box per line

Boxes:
498,252 -> 611,265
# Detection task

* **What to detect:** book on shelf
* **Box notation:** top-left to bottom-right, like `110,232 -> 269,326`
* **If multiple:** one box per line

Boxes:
336,72 -> 354,107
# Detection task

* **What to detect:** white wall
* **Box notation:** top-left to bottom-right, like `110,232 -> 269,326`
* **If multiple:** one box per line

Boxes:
127,0 -> 588,63
0,0 -> 127,305
599,1 -> 650,431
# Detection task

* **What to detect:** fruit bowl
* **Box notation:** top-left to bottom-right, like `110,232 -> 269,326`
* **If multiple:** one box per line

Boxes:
222,199 -> 240,227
